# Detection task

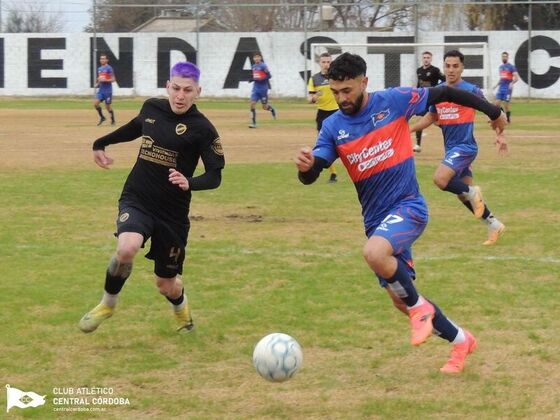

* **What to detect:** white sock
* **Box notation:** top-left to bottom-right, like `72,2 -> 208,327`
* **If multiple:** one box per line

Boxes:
452,328 -> 466,344
101,291 -> 118,308
407,296 -> 425,310
172,294 -> 188,312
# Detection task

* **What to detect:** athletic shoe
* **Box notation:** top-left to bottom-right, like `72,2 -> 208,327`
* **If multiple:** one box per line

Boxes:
97,116 -> 106,126
78,303 -> 114,333
174,304 -> 194,333
328,173 -> 338,183
483,222 -> 505,246
248,123 -> 256,129
408,300 -> 435,346
468,186 -> 485,219
440,330 -> 478,374
413,144 -> 422,153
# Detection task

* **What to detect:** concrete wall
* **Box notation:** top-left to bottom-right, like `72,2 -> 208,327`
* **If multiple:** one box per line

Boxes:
0,31 -> 558,98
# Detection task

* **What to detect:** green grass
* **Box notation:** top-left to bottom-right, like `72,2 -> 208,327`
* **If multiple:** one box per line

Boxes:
1,99 -> 559,419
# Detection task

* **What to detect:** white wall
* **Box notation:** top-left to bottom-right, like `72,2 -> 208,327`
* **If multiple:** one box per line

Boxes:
0,31 -> 558,98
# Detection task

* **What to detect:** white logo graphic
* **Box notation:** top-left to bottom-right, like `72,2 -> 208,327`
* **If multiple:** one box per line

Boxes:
337,130 -> 350,141
6,385 -> 46,413
445,152 -> 461,164
377,214 -> 404,231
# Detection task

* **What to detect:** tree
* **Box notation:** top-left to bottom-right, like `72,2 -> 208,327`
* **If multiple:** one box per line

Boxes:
4,2 -> 64,33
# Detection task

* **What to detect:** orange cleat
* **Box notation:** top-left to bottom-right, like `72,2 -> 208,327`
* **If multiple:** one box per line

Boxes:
440,330 -> 478,374
408,300 -> 435,346
483,222 -> 505,246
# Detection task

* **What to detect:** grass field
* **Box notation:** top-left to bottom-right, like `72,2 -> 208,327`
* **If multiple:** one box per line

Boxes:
1,97 -> 559,419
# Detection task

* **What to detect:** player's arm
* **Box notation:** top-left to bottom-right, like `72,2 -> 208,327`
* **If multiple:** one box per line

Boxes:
427,86 -> 506,133
169,168 -> 222,191
296,147 -> 329,185
92,117 -> 142,168
510,71 -> 519,89
409,112 -> 437,133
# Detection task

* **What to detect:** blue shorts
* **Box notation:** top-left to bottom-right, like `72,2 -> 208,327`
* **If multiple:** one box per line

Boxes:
495,89 -> 511,102
442,146 -> 476,179
251,88 -> 269,104
367,198 -> 428,287
96,91 -> 113,104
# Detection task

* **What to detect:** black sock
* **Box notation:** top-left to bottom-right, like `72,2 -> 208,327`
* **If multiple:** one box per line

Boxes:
109,110 -> 115,122
444,179 -> 469,195
416,131 -> 422,144
166,288 -> 185,306
95,106 -> 104,118
461,201 -> 491,219
104,256 -> 131,294
251,109 -> 256,124
429,299 -> 459,342
385,259 -> 419,307
506,111 -> 511,122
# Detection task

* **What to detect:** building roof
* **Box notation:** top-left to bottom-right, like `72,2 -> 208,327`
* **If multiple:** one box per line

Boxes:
132,16 -> 227,32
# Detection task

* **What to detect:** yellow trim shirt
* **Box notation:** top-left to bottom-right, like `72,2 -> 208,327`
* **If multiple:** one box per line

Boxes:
307,72 -> 338,112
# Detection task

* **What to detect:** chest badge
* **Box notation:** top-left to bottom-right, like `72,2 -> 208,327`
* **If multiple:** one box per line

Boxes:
372,109 -> 390,127
176,123 -> 187,135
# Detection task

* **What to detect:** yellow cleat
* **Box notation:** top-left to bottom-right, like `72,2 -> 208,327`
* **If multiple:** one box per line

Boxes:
78,303 -> 114,333
174,304 -> 194,333
483,222 -> 505,246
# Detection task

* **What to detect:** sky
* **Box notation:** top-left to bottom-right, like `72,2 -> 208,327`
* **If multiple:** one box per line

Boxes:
3,0 -> 92,33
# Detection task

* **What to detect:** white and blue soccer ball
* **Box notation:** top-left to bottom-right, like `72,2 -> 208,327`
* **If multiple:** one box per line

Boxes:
252,333 -> 303,382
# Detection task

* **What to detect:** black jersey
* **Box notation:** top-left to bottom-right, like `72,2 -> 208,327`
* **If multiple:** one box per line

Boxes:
117,99 -> 224,224
416,65 -> 445,88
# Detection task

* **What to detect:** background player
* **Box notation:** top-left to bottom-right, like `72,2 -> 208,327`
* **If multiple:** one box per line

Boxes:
295,52 -> 506,373
413,51 -> 445,152
79,61 -> 225,334
494,51 -> 519,123
249,52 -> 277,128
93,54 -> 116,126
410,50 -> 507,246
308,52 -> 339,183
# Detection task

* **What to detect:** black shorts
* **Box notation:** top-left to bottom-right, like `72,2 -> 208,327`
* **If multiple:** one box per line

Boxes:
116,200 -> 189,278
316,109 -> 338,131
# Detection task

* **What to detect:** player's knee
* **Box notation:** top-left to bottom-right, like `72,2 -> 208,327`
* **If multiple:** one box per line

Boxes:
433,175 -> 447,190
363,244 -> 385,271
156,276 -> 179,297
116,244 -> 140,261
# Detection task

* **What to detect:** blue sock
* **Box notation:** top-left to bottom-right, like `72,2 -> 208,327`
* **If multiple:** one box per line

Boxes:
385,259 -> 419,307
428,299 -> 459,342
444,178 -> 469,195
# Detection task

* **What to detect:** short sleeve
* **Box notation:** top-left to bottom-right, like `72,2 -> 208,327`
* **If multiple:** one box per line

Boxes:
312,118 -> 338,165
387,87 -> 430,120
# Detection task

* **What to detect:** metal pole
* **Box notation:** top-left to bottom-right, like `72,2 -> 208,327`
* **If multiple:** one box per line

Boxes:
196,0 -> 200,64
303,0 -> 308,97
92,0 -> 97,88
414,3 -> 419,69
527,0 -> 532,101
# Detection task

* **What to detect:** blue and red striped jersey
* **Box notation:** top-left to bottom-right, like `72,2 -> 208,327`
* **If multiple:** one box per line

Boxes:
313,87 -> 429,229
429,80 -> 484,151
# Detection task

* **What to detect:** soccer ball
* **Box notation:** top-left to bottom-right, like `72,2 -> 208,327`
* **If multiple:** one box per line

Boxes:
252,333 -> 303,382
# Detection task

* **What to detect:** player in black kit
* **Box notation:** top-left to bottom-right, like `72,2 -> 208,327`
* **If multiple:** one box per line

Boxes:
414,51 -> 445,152
79,62 -> 225,334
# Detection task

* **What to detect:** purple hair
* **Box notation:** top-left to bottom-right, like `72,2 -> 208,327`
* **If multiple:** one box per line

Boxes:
170,61 -> 200,81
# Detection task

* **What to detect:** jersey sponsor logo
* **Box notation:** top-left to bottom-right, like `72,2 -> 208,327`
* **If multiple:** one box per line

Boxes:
145,118 -> 155,124
372,109 -> 390,127
435,102 -> 476,125
337,117 -> 413,182
337,130 -> 350,141
119,212 -> 130,223
175,123 -> 187,135
139,136 -> 178,167
211,137 -> 224,156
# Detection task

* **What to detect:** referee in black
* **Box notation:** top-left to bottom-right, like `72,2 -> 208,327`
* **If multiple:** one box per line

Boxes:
414,51 -> 445,152
79,61 -> 225,334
